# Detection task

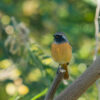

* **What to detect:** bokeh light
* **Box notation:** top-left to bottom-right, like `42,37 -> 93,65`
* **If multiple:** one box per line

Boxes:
1,15 -> 10,25
22,0 -> 39,16
6,83 -> 17,96
78,63 -> 87,73
27,68 -> 42,82
0,59 -> 12,69
11,69 -> 21,79
5,25 -> 14,35
42,58 -> 53,65
14,78 -> 23,86
17,85 -> 29,95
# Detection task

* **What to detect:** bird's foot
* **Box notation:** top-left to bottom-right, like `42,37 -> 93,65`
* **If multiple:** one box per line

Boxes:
56,66 -> 61,74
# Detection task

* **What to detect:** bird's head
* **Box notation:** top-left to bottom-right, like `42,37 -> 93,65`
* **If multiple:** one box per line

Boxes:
53,32 -> 68,43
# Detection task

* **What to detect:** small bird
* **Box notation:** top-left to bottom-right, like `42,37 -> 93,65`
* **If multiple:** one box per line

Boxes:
51,32 -> 72,79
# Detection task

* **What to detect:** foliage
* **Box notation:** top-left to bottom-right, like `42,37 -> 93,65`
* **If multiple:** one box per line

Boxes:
0,0 -> 99,100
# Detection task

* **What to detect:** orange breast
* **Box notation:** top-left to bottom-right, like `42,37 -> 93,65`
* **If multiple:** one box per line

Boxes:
51,42 -> 72,64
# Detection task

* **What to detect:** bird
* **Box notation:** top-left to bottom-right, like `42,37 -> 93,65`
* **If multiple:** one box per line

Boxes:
51,32 -> 72,79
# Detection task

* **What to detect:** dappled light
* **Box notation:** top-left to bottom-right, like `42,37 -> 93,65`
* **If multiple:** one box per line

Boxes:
0,0 -> 98,100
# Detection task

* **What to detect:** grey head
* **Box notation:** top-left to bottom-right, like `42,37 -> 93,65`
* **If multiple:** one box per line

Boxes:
53,32 -> 68,43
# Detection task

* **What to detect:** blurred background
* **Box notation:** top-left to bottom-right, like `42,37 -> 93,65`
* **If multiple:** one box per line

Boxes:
0,0 -> 99,100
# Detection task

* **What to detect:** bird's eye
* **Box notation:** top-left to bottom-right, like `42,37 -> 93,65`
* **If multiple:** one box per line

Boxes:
55,35 -> 61,38
55,35 -> 59,38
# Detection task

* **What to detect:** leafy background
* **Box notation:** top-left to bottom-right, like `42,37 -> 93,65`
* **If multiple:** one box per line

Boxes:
0,0 -> 99,100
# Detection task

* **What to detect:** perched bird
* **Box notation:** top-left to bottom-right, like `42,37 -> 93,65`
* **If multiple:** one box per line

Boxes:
51,32 -> 72,79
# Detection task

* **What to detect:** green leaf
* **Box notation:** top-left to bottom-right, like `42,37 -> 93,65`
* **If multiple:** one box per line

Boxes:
31,88 -> 48,100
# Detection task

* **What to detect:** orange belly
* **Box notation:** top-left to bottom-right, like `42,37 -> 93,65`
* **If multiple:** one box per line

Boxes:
51,42 -> 72,64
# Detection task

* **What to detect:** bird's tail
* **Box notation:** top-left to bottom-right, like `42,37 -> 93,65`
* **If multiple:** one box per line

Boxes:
61,64 -> 69,79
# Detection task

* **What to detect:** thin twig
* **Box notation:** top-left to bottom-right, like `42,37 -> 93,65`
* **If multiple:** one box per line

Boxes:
44,67 -> 66,100
94,0 -> 100,60
94,0 -> 100,100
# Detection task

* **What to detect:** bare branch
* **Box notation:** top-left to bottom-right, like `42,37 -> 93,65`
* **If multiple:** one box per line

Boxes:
44,67 -> 66,100
55,57 -> 100,100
